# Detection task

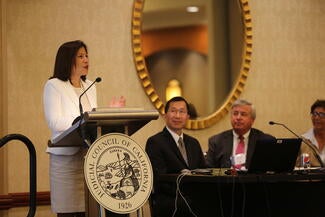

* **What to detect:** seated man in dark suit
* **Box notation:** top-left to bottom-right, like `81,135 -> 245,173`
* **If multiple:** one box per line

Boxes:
146,96 -> 206,217
206,99 -> 275,170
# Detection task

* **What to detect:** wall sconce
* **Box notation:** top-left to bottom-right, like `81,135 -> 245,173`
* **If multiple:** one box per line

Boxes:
165,79 -> 182,101
186,6 -> 199,13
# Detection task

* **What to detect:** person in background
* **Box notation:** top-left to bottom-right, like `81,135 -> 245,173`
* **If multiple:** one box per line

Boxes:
43,40 -> 125,217
206,99 -> 275,170
145,96 -> 206,217
298,99 -> 325,167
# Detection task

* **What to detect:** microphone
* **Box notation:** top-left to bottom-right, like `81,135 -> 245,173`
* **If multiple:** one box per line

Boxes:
269,120 -> 324,167
79,77 -> 101,116
78,77 -> 101,147
268,121 -> 301,138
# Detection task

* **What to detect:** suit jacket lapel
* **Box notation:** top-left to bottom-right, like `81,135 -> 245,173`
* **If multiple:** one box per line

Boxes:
225,131 -> 234,157
61,80 -> 79,111
184,135 -> 196,167
163,128 -> 188,167
61,80 -> 97,114
246,129 -> 258,166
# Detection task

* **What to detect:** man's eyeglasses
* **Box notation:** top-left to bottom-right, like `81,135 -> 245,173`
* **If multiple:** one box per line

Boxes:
310,111 -> 325,118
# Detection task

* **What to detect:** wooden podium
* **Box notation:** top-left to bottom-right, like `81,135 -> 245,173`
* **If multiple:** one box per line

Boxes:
49,108 -> 159,217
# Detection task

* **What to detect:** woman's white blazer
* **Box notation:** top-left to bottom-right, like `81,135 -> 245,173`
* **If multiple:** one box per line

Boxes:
43,78 -> 97,155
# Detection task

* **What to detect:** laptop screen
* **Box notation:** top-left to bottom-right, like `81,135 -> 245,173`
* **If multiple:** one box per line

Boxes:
247,138 -> 302,173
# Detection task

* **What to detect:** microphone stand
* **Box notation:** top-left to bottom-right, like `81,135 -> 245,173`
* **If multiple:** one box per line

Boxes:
269,121 -> 300,138
78,77 -> 101,148
269,121 -> 324,167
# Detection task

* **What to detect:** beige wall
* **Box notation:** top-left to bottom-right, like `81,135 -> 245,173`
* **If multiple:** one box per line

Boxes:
0,0 -> 325,216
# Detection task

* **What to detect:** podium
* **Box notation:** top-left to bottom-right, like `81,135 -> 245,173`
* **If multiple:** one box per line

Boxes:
49,108 -> 159,217
49,107 -> 159,148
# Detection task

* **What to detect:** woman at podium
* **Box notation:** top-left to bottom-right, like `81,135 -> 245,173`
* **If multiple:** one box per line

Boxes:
43,40 -> 97,217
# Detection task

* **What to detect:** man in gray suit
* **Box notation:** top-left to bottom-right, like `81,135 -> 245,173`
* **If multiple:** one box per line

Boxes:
206,99 -> 274,169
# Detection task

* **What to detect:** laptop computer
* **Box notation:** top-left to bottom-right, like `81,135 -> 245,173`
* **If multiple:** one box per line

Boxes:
247,138 -> 302,174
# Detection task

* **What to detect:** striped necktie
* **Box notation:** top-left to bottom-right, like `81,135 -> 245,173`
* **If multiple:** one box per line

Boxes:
178,137 -> 188,165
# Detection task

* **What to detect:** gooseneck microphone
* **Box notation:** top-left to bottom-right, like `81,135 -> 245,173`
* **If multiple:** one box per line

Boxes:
268,121 -> 301,138
269,120 -> 324,167
79,77 -> 102,116
78,77 -> 101,147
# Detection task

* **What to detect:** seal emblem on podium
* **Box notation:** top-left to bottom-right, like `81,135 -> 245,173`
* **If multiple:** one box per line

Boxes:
84,133 -> 153,214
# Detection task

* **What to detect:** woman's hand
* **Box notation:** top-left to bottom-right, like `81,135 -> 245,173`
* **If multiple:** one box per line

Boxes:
109,96 -> 126,108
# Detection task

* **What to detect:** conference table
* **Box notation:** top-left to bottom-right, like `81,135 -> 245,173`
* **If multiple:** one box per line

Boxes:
159,168 -> 325,217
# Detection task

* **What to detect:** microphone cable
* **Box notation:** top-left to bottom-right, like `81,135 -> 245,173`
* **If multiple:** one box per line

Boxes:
172,172 -> 198,217
262,181 -> 272,217
230,171 -> 246,217
230,174 -> 236,217
239,177 -> 246,217
216,170 -> 225,217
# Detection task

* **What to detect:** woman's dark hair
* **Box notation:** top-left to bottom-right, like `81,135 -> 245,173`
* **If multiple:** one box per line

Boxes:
51,40 -> 87,81
311,100 -> 325,113
188,103 -> 198,119
164,96 -> 190,114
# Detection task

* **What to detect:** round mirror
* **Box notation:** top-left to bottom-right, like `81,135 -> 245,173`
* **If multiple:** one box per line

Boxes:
132,0 -> 252,130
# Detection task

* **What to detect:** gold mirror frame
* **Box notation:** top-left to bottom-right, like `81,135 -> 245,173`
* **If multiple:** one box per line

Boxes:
132,0 -> 252,130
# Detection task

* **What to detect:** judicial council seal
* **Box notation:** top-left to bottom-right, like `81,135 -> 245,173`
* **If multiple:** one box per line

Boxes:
84,133 -> 153,214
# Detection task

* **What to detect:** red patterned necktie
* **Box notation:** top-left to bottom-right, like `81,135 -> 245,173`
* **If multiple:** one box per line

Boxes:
234,135 -> 245,169
236,135 -> 245,155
